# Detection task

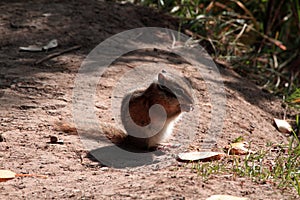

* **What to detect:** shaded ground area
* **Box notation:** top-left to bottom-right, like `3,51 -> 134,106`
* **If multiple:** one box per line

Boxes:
0,0 -> 297,199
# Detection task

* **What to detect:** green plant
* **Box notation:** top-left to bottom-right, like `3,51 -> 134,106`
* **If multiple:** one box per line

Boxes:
131,0 -> 300,94
286,88 -> 300,109
192,114 -> 300,196
192,124 -> 300,196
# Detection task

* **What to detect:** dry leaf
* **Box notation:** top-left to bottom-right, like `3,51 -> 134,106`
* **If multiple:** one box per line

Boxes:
19,39 -> 58,52
19,45 -> 43,52
177,151 -> 225,162
43,39 -> 58,50
0,169 -> 47,182
274,118 -> 292,133
0,170 -> 16,182
291,98 -> 300,103
206,194 -> 249,200
225,142 -> 254,155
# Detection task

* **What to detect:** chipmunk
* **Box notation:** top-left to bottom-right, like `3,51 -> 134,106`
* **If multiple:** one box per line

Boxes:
120,69 -> 194,149
55,70 -> 194,151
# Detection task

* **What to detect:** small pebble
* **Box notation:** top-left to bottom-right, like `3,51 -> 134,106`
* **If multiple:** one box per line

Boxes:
50,136 -> 58,143
49,136 -> 64,144
0,134 -> 5,142
100,167 -> 109,171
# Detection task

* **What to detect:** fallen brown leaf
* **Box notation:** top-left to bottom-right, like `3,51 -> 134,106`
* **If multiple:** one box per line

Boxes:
224,142 -> 254,155
274,118 -> 292,133
177,151 -> 225,162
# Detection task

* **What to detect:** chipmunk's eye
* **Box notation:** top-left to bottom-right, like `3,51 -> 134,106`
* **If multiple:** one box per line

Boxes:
158,85 -> 169,90
175,88 -> 184,96
158,84 -> 177,97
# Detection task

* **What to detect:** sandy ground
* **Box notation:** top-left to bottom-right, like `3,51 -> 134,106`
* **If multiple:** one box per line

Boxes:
0,0 -> 298,199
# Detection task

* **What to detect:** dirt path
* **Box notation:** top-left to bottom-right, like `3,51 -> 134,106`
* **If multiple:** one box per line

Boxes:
0,1 -> 297,199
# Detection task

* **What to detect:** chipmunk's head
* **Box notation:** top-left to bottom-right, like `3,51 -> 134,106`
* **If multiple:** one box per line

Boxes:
157,70 -> 194,112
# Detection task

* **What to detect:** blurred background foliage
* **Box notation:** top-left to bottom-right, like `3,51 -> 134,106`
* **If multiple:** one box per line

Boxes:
120,0 -> 300,107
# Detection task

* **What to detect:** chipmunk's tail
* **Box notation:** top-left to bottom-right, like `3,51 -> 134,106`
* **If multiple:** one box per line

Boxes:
99,123 -> 127,145
53,121 -> 77,134
53,120 -> 127,145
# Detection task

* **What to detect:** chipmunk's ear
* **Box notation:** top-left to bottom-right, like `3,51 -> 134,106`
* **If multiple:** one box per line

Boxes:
158,71 -> 167,84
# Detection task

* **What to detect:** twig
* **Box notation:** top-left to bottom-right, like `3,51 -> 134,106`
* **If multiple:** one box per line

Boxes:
233,0 -> 259,29
34,45 -> 81,65
125,63 -> 135,69
246,25 -> 287,50
171,32 -> 176,49
233,23 -> 247,44
15,173 -> 48,179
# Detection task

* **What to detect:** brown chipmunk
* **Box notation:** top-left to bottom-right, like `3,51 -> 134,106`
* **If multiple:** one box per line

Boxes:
120,69 -> 194,149
55,70 -> 194,151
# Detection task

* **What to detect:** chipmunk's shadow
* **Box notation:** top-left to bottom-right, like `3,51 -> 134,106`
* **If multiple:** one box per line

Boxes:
88,144 -> 166,168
